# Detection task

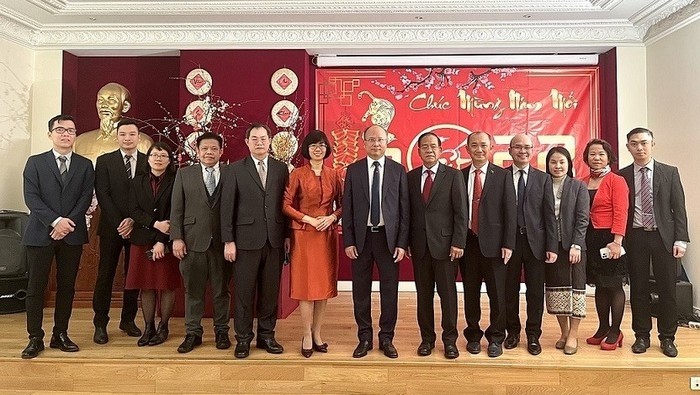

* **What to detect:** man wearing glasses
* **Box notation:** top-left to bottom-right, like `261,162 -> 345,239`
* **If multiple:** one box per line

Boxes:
503,133 -> 558,355
92,118 -> 149,344
342,125 -> 409,359
21,115 -> 95,358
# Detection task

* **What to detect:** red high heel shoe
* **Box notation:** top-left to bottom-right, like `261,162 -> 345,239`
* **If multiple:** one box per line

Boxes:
600,332 -> 623,351
586,332 -> 608,345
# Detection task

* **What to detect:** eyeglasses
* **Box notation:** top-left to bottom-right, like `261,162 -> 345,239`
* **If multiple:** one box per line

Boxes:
51,127 -> 77,135
309,143 -> 327,150
149,154 -> 170,159
365,138 -> 387,144
510,145 -> 533,151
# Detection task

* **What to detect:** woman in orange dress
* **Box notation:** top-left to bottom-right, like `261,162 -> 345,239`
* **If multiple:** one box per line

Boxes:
283,130 -> 343,358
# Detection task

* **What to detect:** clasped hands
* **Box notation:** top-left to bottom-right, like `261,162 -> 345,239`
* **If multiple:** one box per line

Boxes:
302,214 -> 336,232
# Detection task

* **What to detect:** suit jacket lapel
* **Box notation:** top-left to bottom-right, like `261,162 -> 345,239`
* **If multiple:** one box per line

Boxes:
481,163 -> 497,199
192,164 -> 211,204
361,158 -> 370,203
653,162 -> 663,198
136,152 -> 148,176
426,163 -> 445,206
153,173 -> 173,204
245,156 -> 265,191
43,151 -> 63,185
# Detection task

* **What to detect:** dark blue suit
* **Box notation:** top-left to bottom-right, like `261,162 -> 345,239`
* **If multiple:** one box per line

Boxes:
22,150 -> 94,339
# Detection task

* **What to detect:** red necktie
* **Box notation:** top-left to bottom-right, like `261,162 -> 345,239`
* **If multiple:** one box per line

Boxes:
422,169 -> 433,203
471,169 -> 482,234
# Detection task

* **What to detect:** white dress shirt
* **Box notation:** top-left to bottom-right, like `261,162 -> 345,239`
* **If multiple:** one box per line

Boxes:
120,149 -> 137,178
512,164 -> 530,203
467,162 -> 489,230
366,156 -> 386,226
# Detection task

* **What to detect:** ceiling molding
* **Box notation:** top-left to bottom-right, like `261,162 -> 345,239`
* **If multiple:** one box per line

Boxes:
0,8 -> 39,47
645,0 -> 700,44
28,1 -> 606,15
25,22 -> 642,51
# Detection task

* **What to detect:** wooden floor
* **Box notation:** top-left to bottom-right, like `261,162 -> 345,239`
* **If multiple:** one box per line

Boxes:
0,292 -> 698,394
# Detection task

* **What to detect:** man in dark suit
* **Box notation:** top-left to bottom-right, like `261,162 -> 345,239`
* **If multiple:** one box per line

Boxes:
21,114 -> 95,359
171,132 -> 231,353
221,123 -> 289,359
342,124 -> 409,359
407,132 -> 467,359
504,133 -> 558,355
621,127 -> 689,358
92,118 -> 148,344
460,131 -> 516,358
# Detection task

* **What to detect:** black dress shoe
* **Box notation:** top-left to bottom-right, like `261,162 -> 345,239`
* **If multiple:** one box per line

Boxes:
312,341 -> 328,353
215,332 -> 232,350
149,322 -> 169,346
352,340 -> 373,358
119,321 -> 142,337
466,341 -> 481,354
527,337 -> 542,356
504,334 -> 520,349
416,341 -> 434,356
631,337 -> 650,354
301,338 -> 313,358
256,337 -> 284,354
50,333 -> 79,352
93,326 -> 108,345
487,342 -> 503,357
444,344 -> 459,359
234,341 -> 250,358
379,340 -> 398,359
177,334 -> 202,353
660,339 -> 678,358
21,338 -> 44,359
138,322 -> 156,347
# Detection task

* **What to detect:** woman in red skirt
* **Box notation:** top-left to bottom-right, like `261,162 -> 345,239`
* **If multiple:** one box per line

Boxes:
126,142 -> 182,346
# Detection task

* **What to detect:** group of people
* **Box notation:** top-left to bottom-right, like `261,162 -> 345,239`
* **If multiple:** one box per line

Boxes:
20,114 -> 689,363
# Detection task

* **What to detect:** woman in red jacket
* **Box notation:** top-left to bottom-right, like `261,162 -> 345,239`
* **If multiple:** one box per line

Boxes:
581,139 -> 629,351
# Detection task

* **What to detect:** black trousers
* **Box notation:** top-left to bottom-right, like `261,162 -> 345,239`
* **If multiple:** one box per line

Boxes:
460,233 -> 507,344
627,228 -> 678,341
233,241 -> 283,342
180,242 -> 231,337
352,227 -> 399,344
92,235 -> 139,328
25,242 -> 83,339
412,249 -> 458,345
505,233 -> 546,339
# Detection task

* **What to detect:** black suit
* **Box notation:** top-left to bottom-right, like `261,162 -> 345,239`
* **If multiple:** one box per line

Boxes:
92,150 -> 148,329
408,163 -> 467,345
129,172 -> 175,247
620,160 -> 689,342
221,156 -> 289,342
22,150 -> 94,339
505,165 -> 557,340
460,163 -> 516,344
342,157 -> 409,343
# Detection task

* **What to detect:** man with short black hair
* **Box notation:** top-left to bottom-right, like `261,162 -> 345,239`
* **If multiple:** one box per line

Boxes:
21,114 -> 94,359
620,127 -> 689,358
92,118 -> 148,344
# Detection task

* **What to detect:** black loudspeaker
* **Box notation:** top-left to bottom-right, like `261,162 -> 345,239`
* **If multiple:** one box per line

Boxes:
0,210 -> 29,278
649,280 -> 693,318
0,277 -> 28,314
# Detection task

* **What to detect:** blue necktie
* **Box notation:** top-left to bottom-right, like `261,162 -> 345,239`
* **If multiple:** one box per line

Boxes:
517,169 -> 525,228
371,161 -> 380,226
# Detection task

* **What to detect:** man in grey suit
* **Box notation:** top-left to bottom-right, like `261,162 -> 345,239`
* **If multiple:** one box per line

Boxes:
221,123 -> 289,359
171,132 -> 231,353
504,133 -> 558,355
460,131 -> 516,358
407,132 -> 467,359
21,114 -> 95,359
621,127 -> 689,358
343,125 -> 409,359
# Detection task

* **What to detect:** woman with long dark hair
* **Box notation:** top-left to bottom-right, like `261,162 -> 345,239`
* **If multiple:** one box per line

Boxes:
125,142 -> 182,346
544,147 -> 589,354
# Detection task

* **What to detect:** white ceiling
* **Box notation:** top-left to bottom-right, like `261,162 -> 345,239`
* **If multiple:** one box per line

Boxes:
1,0 -> 699,55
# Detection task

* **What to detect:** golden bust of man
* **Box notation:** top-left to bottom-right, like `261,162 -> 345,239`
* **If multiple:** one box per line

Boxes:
74,82 -> 154,163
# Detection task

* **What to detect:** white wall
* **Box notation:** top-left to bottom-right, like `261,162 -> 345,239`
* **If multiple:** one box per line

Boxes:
0,37 -> 34,211
616,46 -> 648,166
646,19 -> 700,309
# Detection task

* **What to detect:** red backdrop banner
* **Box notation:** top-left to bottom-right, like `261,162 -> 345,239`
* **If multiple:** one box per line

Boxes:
316,66 -> 600,280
